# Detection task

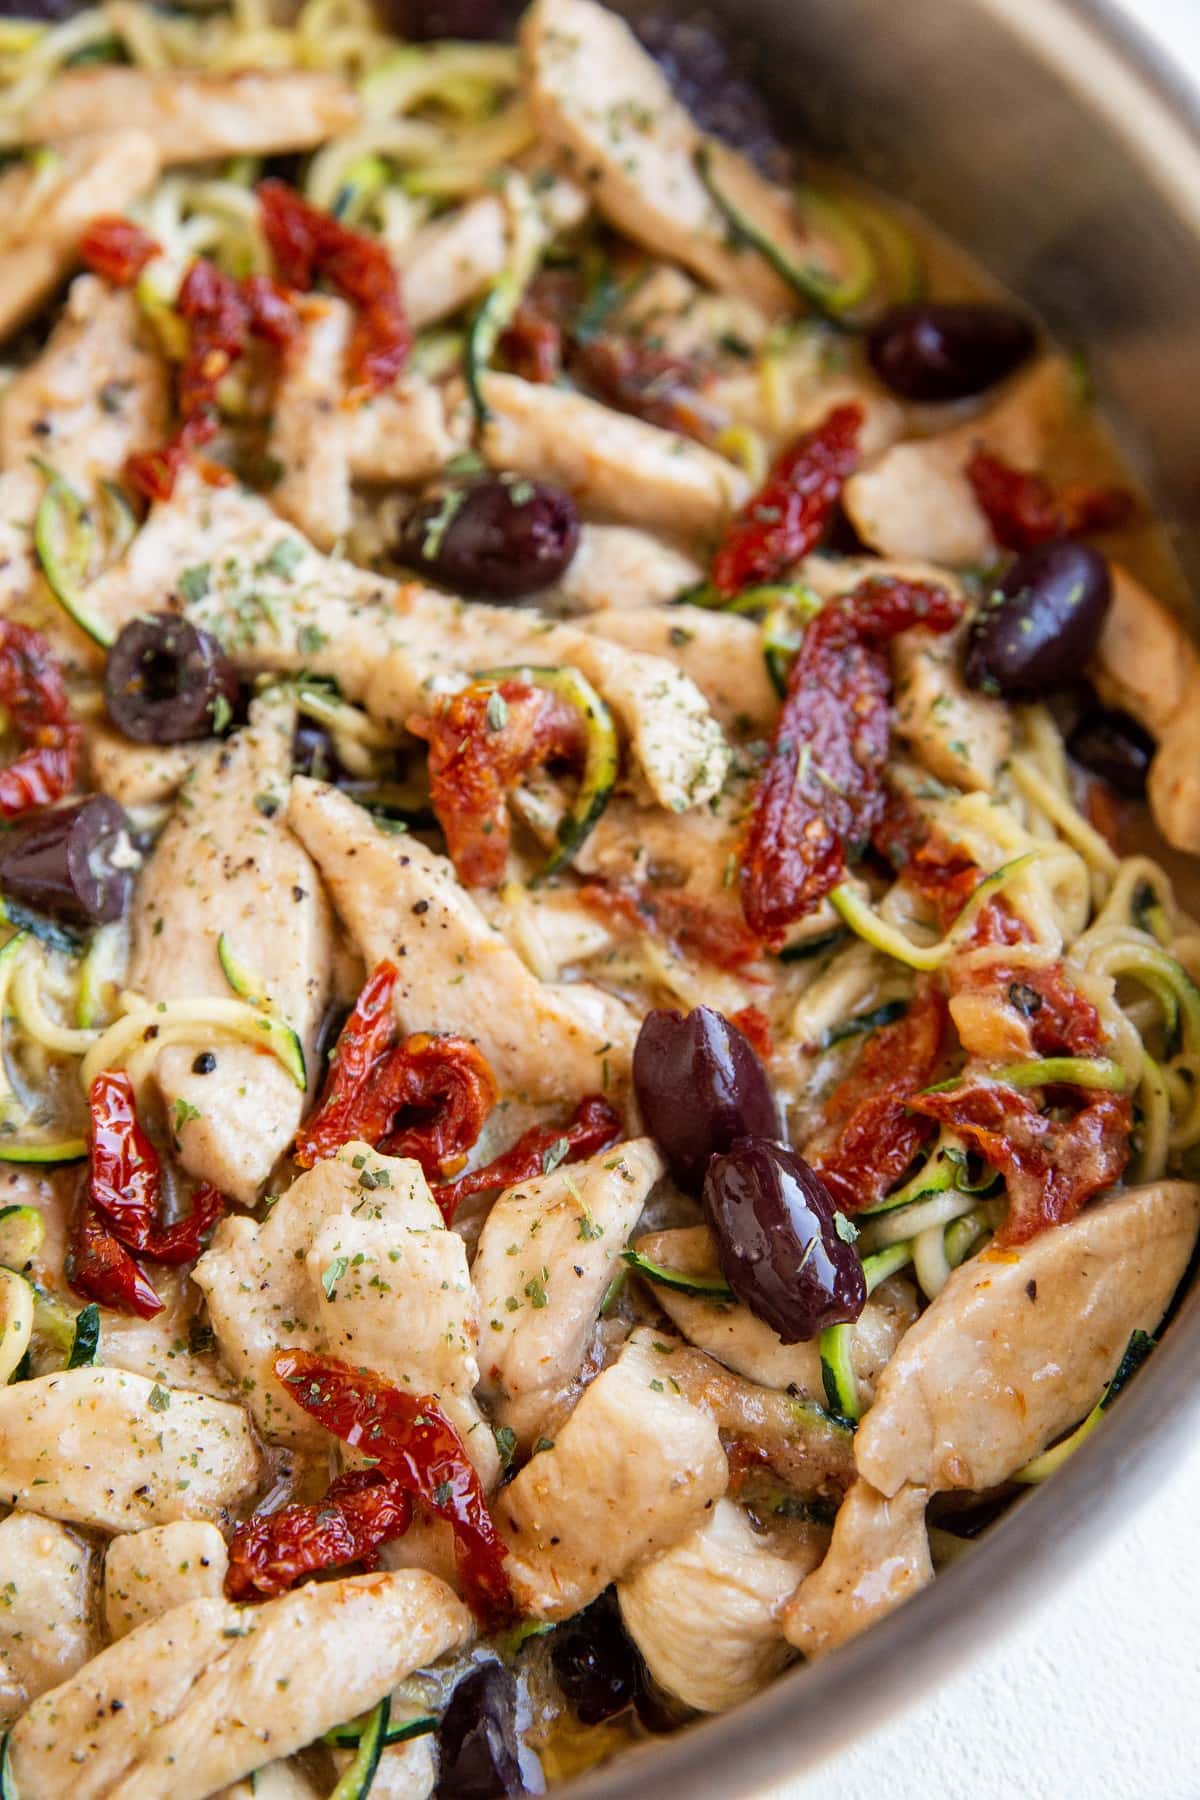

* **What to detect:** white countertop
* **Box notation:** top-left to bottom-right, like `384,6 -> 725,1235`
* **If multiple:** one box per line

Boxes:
772,5 -> 1200,1797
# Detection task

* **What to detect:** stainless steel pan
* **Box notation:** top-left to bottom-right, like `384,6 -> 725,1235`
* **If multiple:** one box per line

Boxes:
567,3 -> 1200,1789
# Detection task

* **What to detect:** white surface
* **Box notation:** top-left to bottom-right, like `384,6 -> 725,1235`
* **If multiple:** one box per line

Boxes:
771,5 -> 1200,1798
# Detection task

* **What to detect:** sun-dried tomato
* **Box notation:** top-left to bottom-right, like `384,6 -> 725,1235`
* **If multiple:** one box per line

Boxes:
295,964 -> 497,1175
79,216 -> 161,286
966,450 -> 1134,552
570,333 -> 712,438
412,679 -> 587,891
225,1468 -> 413,1602
0,622 -> 82,819
497,270 -> 582,384
730,1005 -> 773,1062
812,984 -> 948,1214
68,1200 -> 164,1319
86,1069 -> 226,1262
911,1079 -> 1131,1243
711,403 -> 863,597
275,1350 -> 513,1625
258,179 -> 411,396
434,1093 -> 622,1222
952,958 -> 1103,1061
741,577 -> 963,941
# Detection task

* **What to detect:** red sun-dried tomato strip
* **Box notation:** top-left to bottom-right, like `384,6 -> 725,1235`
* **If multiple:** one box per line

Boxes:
579,881 -> 766,974
811,984 -> 949,1215
571,333 -> 713,438
79,216 -> 161,285
225,1468 -> 413,1602
966,449 -> 1135,552
258,179 -> 411,396
741,577 -> 963,941
434,1094 -> 622,1223
295,963 -> 497,1176
124,257 -> 300,503
68,1201 -> 164,1320
411,679 -> 587,891
911,1080 -> 1132,1243
711,403 -> 863,597
951,957 -> 1104,1061
0,622 -> 82,819
275,1350 -> 513,1625
730,1005 -> 773,1063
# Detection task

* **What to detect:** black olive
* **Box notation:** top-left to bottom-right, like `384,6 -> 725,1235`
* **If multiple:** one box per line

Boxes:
633,1006 -> 778,1196
867,302 -> 1036,402
551,1590 -> 643,1725
1067,707 -> 1155,798
383,0 -> 519,39
703,1137 -> 866,1342
436,1662 -> 526,1800
963,541 -> 1112,699
292,719 -> 344,783
0,0 -> 85,15
0,796 -> 132,925
398,476 -> 580,600
105,616 -> 239,744
634,14 -> 790,179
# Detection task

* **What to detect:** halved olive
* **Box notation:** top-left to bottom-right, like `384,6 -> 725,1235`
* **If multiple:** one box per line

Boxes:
867,302 -> 1036,401
1067,707 -> 1155,797
633,1006 -> 777,1196
963,541 -> 1111,699
398,475 -> 580,600
436,1661 -> 526,1798
0,796 -> 132,925
105,615 -> 238,744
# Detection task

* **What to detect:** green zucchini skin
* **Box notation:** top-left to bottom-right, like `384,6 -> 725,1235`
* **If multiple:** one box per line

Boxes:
621,1249 -> 734,1300
66,1303 -> 101,1370
328,1696 -> 391,1800
32,466 -> 117,649
0,1728 -> 14,1800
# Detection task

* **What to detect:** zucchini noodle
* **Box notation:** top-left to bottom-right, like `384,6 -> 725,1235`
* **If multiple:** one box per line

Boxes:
0,1267 -> 34,1384
82,990 -> 306,1093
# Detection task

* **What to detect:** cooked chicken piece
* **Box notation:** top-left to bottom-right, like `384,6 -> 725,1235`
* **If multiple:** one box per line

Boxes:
84,474 -> 412,699
477,371 -> 747,541
522,0 -> 810,316
551,523 -> 704,614
86,727 -> 198,809
586,605 -> 779,737
1088,564 -> 1200,853
0,1367 -> 262,1533
713,364 -> 906,460
856,1182 -> 1200,1496
473,1138 -> 663,1445
126,693 -> 333,1205
478,883 -> 617,982
269,297 -> 460,549
329,1737 -> 436,1800
0,133 -> 159,342
216,1764 -> 322,1800
843,358 -> 1077,564
0,1513 -> 98,1727
366,583 -> 730,814
94,1273 -> 240,1403
288,778 -> 634,1103
495,1330 -> 728,1619
399,167 -> 586,330
634,1226 -> 917,1403
617,1500 -> 816,1711
193,1143 -> 497,1481
0,1166 -> 70,1292
7,1569 -> 470,1800
796,553 -> 1011,792
782,1479 -> 932,1658
27,69 -> 358,165
653,1332 -> 856,1498
104,1521 -> 229,1641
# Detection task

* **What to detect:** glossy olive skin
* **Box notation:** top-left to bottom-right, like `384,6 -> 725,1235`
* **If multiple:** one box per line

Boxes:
551,1589 -> 643,1725
386,0 -> 519,39
398,475 -> 581,600
0,796 -> 132,925
633,1006 -> 777,1196
1067,707 -> 1155,797
292,719 -> 344,784
703,1137 -> 866,1342
105,616 -> 239,744
436,1662 -> 526,1799
963,541 -> 1112,698
867,302 -> 1036,401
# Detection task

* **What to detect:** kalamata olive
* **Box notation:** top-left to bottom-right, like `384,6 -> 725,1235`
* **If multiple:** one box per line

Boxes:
292,719 -> 344,783
963,541 -> 1112,698
384,0 -> 519,39
633,1006 -> 777,1196
634,15 -> 790,179
703,1137 -> 866,1342
105,615 -> 239,744
0,0 -> 84,15
436,1662 -> 526,1800
551,1589 -> 643,1725
1067,707 -> 1155,797
867,302 -> 1036,401
398,475 -> 580,600
0,796 -> 132,925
